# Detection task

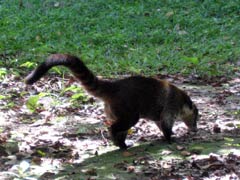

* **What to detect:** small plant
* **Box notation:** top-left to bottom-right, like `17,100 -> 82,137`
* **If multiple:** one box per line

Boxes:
0,68 -> 7,79
61,85 -> 89,106
20,61 -> 35,69
26,92 -> 47,112
0,94 -> 7,100
62,85 -> 89,104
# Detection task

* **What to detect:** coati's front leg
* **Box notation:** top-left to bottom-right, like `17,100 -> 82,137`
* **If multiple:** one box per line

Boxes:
155,112 -> 175,143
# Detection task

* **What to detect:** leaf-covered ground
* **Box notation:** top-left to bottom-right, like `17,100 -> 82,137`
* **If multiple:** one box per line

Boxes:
0,73 -> 240,180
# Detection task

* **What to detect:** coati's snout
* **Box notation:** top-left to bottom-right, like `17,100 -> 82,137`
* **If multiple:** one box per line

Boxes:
182,104 -> 198,132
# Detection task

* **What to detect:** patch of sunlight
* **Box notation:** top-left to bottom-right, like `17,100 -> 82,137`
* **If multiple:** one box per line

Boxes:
218,148 -> 240,156
0,112 -> 7,125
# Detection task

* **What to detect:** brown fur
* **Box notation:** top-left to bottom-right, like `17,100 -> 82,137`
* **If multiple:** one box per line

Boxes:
25,54 -> 198,149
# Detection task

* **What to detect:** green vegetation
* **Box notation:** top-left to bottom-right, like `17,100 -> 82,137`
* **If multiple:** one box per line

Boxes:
26,92 -> 47,112
0,0 -> 239,77
61,85 -> 89,103
1,2 -> 239,179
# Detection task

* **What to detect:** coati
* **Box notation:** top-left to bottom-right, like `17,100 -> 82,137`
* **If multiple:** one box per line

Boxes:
25,54 -> 199,149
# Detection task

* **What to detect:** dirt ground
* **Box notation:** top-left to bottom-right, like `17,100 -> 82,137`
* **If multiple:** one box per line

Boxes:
0,74 -> 239,179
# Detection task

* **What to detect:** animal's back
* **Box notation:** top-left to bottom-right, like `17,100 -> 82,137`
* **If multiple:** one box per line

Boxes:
108,76 -> 169,120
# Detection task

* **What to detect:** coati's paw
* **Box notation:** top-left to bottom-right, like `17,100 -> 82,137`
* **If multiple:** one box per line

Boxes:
119,143 -> 128,150
163,134 -> 172,143
166,138 -> 172,144
163,136 -> 175,144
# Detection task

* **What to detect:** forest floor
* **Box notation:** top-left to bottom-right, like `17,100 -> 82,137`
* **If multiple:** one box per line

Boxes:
1,1 -> 240,179
0,73 -> 240,180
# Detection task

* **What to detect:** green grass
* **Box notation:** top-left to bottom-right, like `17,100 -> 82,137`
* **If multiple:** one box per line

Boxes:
0,0 -> 240,77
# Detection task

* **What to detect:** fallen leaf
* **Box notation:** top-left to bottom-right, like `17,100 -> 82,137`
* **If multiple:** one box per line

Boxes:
200,162 -> 224,170
84,168 -> 97,176
161,150 -> 172,155
181,151 -> 191,156
127,165 -> 135,173
190,148 -> 202,155
225,123 -> 235,127
176,145 -> 185,151
127,128 -> 134,135
32,157 -> 42,165
122,151 -> 134,157
114,162 -> 127,170
39,172 -> 56,180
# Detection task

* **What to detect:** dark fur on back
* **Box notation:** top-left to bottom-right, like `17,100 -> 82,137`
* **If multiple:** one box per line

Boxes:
25,54 -> 199,149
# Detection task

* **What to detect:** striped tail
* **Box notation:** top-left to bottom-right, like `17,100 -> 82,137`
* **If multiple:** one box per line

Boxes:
25,54 -> 107,97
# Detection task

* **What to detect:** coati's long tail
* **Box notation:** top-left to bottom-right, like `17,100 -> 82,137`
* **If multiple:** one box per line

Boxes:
25,54 -> 108,98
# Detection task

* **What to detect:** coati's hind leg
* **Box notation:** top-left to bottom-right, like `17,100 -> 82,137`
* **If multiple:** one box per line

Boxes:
109,115 -> 139,149
155,112 -> 175,143
106,106 -> 139,149
109,122 -> 129,149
